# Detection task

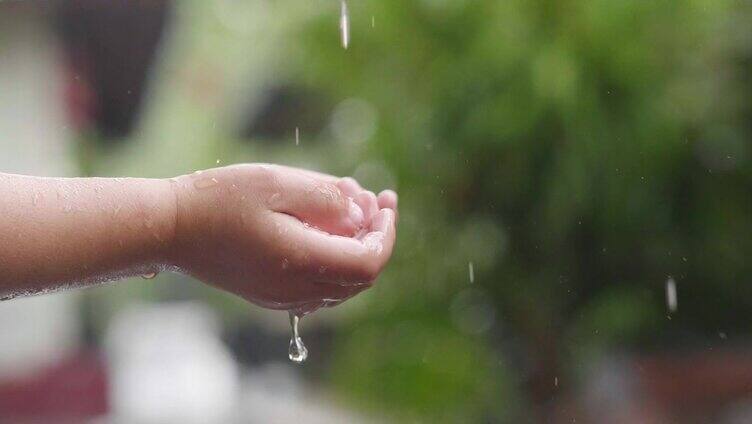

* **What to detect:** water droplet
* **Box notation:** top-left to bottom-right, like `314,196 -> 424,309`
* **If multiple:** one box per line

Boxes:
295,127 -> 300,146
142,272 -> 158,280
554,377 -> 558,387
288,311 -> 308,364
719,332 -> 727,339
468,262 -> 474,283
371,15 -> 375,28
665,276 -> 677,313
194,178 -> 219,189
216,159 -> 221,164
340,0 -> 350,49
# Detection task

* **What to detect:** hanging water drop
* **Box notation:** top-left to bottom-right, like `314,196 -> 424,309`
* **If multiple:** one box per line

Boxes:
340,0 -> 350,49
142,272 -> 158,280
288,311 -> 308,364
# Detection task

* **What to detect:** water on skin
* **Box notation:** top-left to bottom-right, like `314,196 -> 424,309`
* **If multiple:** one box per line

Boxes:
288,311 -> 308,364
194,178 -> 219,190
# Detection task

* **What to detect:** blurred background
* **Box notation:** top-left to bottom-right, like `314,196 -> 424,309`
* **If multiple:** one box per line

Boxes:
1,0 -> 752,422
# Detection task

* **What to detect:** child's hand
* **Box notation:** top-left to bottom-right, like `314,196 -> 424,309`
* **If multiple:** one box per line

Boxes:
170,164 -> 398,314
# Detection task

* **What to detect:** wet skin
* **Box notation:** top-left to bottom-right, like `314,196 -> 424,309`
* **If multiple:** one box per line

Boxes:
0,165 -> 398,313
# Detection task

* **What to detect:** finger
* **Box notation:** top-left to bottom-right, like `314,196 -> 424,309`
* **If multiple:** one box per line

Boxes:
337,177 -> 363,198
377,189 -> 398,223
377,190 -> 397,211
270,208 -> 396,285
355,191 -> 379,227
268,172 -> 364,236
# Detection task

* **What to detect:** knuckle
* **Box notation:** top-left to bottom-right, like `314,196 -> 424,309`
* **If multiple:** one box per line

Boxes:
249,164 -> 275,183
314,181 -> 346,213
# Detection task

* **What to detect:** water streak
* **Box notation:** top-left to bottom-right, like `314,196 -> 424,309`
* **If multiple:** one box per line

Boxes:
340,1 -> 350,49
665,276 -> 677,313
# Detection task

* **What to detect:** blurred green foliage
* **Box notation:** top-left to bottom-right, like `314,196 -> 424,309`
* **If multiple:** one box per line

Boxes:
286,0 -> 752,421
73,0 -> 752,420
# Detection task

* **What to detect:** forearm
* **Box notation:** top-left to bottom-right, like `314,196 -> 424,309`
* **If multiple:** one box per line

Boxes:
0,173 -> 177,296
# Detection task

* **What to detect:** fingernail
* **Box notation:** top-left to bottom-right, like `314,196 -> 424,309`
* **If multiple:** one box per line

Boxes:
348,198 -> 364,228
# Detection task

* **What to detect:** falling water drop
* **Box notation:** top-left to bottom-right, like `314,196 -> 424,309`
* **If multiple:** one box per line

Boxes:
142,272 -> 158,280
468,262 -> 474,283
340,0 -> 350,49
288,311 -> 308,364
295,127 -> 300,146
665,276 -> 677,313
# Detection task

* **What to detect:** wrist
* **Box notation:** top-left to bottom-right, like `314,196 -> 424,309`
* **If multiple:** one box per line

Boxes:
141,177 -> 181,269
165,172 -> 217,270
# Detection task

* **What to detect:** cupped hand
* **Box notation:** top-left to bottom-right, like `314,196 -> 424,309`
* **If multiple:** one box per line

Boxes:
169,164 -> 398,314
